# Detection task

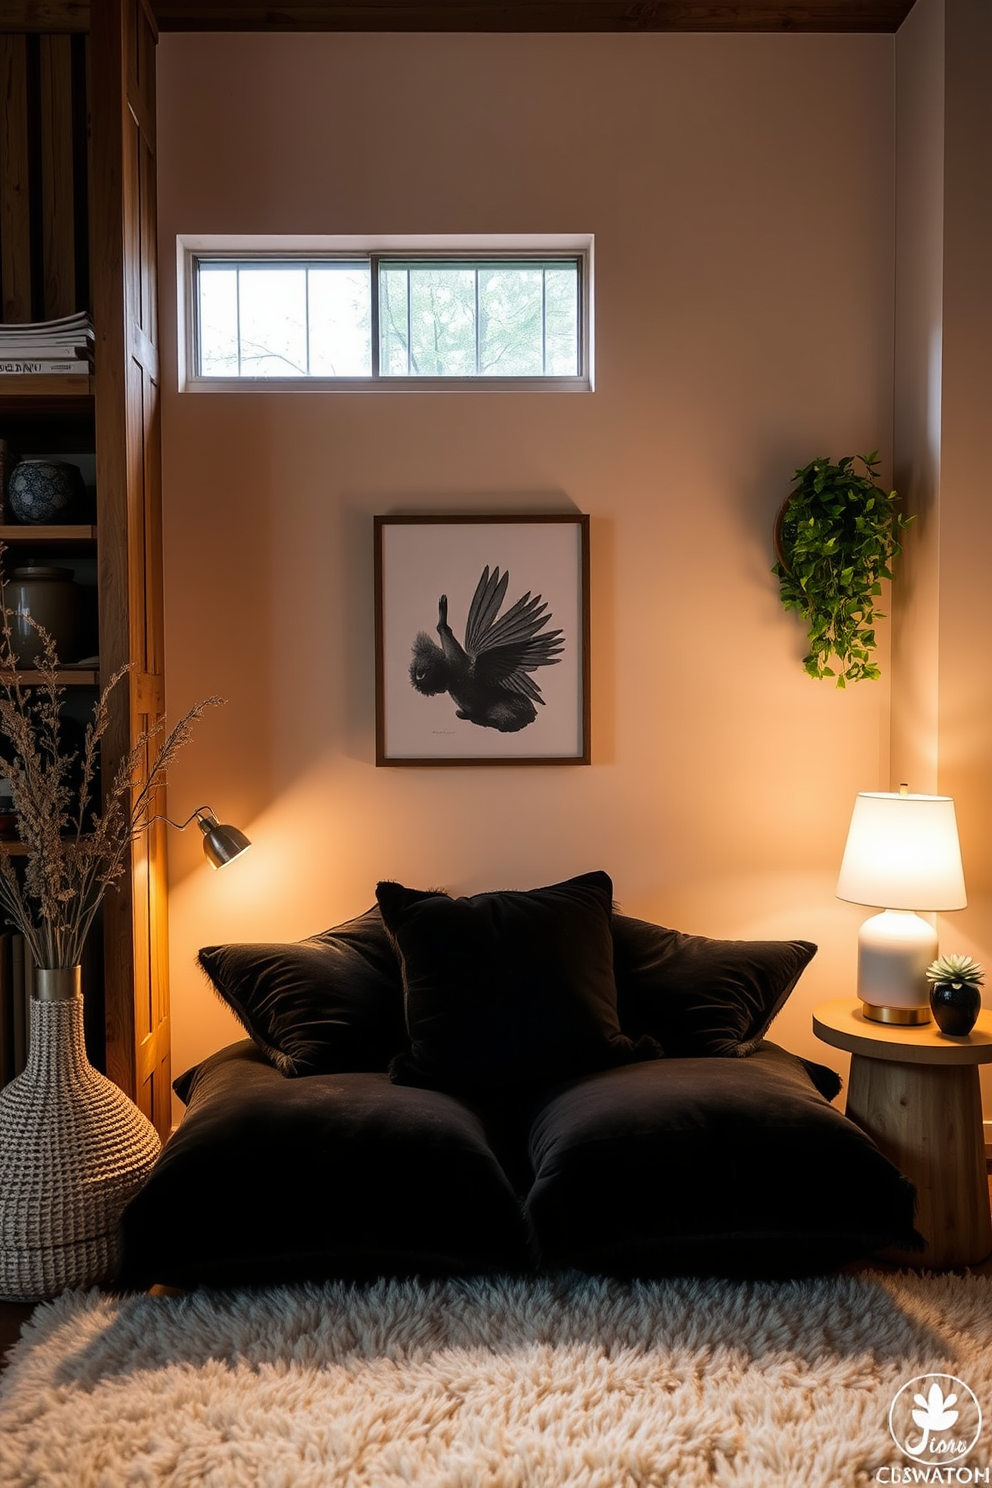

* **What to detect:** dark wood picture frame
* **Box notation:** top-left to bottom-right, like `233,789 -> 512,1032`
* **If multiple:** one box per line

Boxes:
375,513 -> 590,766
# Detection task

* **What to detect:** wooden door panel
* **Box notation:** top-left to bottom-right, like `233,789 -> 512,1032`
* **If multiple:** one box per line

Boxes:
92,0 -> 168,1135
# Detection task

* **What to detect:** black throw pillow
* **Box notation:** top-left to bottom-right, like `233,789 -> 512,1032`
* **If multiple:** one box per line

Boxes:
524,1042 -> 921,1277
612,913 -> 817,1057
197,906 -> 407,1077
120,1041 -> 531,1289
377,870 -> 660,1095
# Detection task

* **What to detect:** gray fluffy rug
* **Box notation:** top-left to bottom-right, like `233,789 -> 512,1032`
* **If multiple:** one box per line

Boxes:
2,1270 -> 991,1486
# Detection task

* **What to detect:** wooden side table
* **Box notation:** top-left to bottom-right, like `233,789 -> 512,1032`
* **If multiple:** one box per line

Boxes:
813,998 -> 992,1269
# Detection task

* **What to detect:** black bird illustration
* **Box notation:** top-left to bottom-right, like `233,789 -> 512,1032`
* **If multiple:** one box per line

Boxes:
409,566 -> 565,732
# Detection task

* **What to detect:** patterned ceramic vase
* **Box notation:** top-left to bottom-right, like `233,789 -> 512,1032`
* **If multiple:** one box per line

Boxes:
0,967 -> 161,1302
7,459 -> 84,524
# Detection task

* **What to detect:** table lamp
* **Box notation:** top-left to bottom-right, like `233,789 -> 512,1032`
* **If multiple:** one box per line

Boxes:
836,786 -> 966,1024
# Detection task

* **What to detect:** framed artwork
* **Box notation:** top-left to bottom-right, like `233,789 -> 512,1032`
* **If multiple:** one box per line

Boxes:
374,513 -> 590,766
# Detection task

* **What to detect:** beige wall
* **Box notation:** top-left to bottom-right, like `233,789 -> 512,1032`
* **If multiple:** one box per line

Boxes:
157,31 -> 898,1104
892,0 -> 944,799
893,0 -> 992,1117
939,0 -> 992,974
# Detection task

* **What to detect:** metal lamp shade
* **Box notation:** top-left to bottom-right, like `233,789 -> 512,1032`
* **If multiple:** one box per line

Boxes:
198,816 -> 251,869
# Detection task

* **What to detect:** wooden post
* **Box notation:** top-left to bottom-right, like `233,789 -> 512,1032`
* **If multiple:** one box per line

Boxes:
91,0 -> 170,1136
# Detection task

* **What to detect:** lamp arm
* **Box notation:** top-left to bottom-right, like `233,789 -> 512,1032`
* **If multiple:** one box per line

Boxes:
146,805 -> 218,833
145,805 -> 250,868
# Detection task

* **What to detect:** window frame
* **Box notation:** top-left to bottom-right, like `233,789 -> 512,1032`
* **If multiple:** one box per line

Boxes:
179,236 -> 594,393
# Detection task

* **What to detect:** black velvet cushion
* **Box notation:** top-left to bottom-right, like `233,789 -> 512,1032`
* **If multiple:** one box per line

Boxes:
377,870 -> 660,1096
525,1041 -> 923,1277
196,906 -> 407,1076
117,1041 -> 531,1290
612,913 -> 817,1057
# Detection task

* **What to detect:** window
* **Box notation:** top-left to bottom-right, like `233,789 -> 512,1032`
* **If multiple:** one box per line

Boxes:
379,261 -> 579,378
183,239 -> 592,391
198,260 -> 372,378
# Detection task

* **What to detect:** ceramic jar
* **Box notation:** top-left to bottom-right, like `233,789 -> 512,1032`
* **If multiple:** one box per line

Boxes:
7,562 -> 85,668
7,459 -> 84,525
929,980 -> 982,1037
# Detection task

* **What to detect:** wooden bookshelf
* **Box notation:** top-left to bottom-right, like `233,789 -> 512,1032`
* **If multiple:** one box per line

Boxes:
8,670 -> 101,687
0,839 -> 95,856
0,376 -> 93,399
0,0 -> 170,1135
0,525 -> 97,543
0,380 -> 94,449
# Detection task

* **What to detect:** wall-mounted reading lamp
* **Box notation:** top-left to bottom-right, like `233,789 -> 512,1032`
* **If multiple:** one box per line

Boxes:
155,806 -> 252,868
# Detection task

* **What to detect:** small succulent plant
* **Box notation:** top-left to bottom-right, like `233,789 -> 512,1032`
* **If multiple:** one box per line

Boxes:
926,954 -> 985,989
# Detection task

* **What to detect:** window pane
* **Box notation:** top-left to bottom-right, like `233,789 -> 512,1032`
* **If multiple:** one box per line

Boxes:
380,266 -> 411,376
198,266 -> 240,375
545,266 -> 579,376
407,266 -> 476,377
480,266 -> 543,376
238,267 -> 308,376
307,264 -> 372,376
194,252 -> 585,382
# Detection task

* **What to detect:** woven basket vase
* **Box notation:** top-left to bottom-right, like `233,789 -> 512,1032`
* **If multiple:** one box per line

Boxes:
0,968 -> 161,1302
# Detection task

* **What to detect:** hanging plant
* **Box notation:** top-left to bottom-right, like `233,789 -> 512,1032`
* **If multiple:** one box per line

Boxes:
773,451 -> 912,687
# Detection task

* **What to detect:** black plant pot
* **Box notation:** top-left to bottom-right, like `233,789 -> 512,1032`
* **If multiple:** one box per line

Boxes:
929,981 -> 982,1037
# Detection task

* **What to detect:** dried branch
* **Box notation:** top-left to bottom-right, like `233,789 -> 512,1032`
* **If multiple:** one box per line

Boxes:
0,556 -> 223,968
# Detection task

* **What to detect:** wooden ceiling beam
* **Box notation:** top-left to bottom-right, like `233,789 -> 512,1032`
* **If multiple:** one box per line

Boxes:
0,0 -> 915,35
0,2 -> 88,29
148,1 -> 914,30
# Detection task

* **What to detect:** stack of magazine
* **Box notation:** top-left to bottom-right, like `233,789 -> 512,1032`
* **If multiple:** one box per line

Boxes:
0,312 -> 94,376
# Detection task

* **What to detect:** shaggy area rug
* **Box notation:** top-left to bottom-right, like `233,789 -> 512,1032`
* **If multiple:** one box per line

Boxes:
2,1270 -> 991,1486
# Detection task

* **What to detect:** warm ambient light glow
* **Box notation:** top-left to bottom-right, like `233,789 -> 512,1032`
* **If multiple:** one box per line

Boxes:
836,789 -> 966,1025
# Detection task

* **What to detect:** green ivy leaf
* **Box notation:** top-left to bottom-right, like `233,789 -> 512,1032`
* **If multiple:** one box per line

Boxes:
774,451 -> 905,686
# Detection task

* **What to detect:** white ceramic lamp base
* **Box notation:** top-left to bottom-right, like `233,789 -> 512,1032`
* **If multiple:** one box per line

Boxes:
857,908 -> 937,1025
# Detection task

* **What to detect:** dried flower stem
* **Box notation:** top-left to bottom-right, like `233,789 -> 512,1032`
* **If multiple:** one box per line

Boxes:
0,562 -> 221,969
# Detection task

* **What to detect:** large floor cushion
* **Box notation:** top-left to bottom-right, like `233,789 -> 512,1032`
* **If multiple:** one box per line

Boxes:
118,1041 -> 530,1290
525,1041 -> 923,1277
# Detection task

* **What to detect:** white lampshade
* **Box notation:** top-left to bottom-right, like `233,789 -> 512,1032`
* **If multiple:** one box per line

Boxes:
836,790 -> 966,1025
836,791 -> 966,911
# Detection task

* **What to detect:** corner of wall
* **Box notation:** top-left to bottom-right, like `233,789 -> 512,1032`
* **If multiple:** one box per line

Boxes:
890,0 -> 945,797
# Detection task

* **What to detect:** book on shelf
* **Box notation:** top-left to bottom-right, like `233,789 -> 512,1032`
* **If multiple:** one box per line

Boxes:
0,340 -> 91,357
0,359 -> 92,376
0,322 -> 92,337
0,311 -> 91,331
0,312 -> 94,377
0,313 -> 92,339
